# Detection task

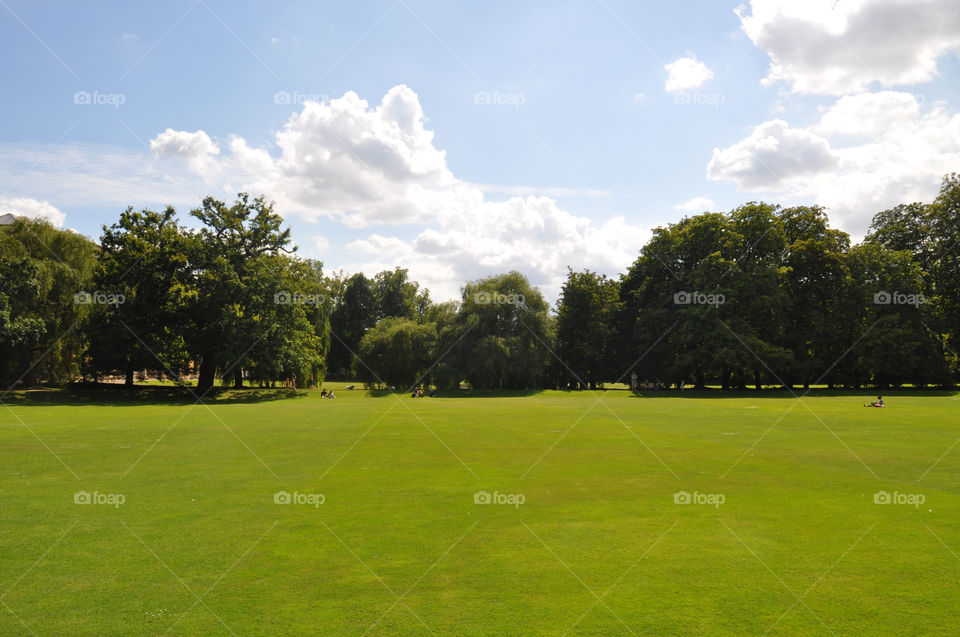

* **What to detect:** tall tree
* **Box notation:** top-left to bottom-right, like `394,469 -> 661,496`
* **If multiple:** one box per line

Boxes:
927,174 -> 960,369
357,317 -> 438,388
187,193 -> 295,393
87,206 -> 191,385
328,273 -> 377,376
455,271 -> 553,389
0,218 -> 96,387
373,267 -> 420,321
555,268 -> 619,389
778,205 -> 852,388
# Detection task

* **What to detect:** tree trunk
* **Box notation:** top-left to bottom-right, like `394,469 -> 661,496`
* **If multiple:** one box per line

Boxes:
125,369 -> 134,387
754,369 -> 761,391
233,368 -> 243,389
198,354 -> 216,394
695,369 -> 705,390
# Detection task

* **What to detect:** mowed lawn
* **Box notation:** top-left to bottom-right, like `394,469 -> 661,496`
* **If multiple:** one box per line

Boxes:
1,386 -> 958,636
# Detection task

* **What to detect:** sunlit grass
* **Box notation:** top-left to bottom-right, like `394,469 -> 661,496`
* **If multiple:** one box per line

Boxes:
1,387 -> 957,635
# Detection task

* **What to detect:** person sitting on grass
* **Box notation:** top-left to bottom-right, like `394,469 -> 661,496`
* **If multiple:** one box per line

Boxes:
864,395 -> 885,407
321,389 -> 327,398
326,390 -> 336,399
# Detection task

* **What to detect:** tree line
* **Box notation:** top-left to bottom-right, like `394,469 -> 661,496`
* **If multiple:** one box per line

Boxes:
1,174 -> 958,392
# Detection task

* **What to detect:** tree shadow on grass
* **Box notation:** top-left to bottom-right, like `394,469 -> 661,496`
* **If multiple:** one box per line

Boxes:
1,384 -> 309,406
369,388 -> 542,399
626,388 -> 958,399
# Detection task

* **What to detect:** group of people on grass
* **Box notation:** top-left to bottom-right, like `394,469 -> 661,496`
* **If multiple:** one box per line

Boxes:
629,372 -> 685,392
281,374 -> 335,397
411,385 -> 434,398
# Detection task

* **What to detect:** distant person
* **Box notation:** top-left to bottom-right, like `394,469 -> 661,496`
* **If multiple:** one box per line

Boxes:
865,395 -> 886,407
321,389 -> 328,398
326,390 -> 336,399
307,375 -> 315,389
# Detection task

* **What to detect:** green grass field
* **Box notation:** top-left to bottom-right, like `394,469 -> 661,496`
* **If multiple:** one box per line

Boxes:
1,385 -> 958,635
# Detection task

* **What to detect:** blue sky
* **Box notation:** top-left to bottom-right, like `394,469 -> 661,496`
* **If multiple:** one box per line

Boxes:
2,0 -> 959,301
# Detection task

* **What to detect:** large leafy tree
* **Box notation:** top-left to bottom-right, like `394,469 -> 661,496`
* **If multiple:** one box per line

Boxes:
453,271 -> 553,390
357,317 -> 438,388
373,267 -> 429,322
778,205 -> 852,388
239,254 -> 327,388
846,244 -> 950,388
927,174 -> 960,367
0,218 -> 96,387
186,193 -> 296,393
555,268 -> 619,389
328,272 -> 377,376
87,206 -> 191,385
715,203 -> 793,390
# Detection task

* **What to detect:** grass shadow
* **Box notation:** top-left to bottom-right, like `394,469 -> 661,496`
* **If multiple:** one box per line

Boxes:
626,388 -> 958,399
1,384 -> 309,406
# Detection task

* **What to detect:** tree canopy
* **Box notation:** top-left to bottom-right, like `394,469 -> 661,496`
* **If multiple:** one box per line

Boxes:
2,175 -> 958,391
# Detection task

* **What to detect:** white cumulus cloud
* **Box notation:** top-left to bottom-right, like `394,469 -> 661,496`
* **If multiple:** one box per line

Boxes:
664,55 -> 714,93
707,119 -> 838,190
0,197 -> 66,228
675,197 -> 716,212
150,85 -> 649,302
707,91 -> 960,235
737,0 -> 960,95
150,128 -> 222,181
